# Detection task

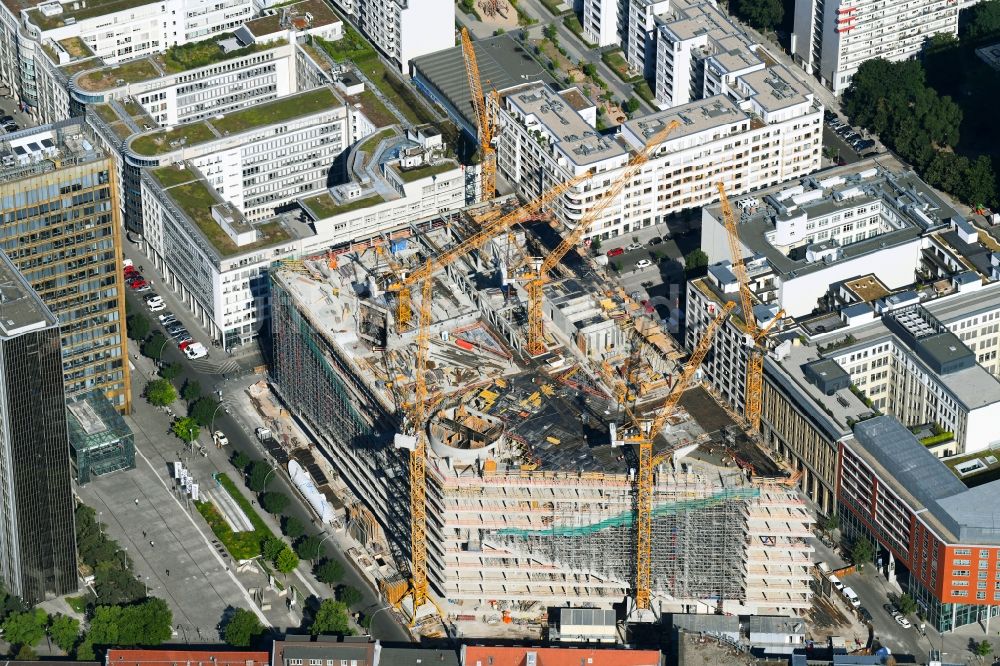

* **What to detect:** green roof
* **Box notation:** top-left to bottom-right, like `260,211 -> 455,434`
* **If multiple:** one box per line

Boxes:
392,161 -> 457,183
129,87 -> 340,157
28,0 -> 157,30
152,169 -> 293,257
303,192 -> 384,219
76,58 -> 162,92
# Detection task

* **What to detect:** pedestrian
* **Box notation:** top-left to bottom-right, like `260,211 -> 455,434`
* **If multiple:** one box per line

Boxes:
142,530 -> 147,538
134,497 -> 139,505
166,569 -> 170,576
150,540 -> 155,547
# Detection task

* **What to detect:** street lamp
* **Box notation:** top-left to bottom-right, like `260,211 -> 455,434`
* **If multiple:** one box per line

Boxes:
366,604 -> 393,636
154,335 -> 168,365
262,465 -> 278,489
209,401 -> 227,442
119,547 -> 128,568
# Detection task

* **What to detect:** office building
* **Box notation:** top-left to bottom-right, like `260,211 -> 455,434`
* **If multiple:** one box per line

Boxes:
0,0 -> 255,119
0,251 -> 77,604
492,78 -> 821,241
329,0 -> 453,72
839,416 -> 1000,631
66,389 -> 135,484
791,0 -> 958,94
0,120 -> 131,411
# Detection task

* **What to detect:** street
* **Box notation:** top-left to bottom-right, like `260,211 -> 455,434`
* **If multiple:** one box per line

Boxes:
119,241 -> 412,642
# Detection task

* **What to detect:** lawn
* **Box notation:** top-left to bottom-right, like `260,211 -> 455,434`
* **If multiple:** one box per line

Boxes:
28,0 -> 156,28
303,193 -> 384,219
602,50 -> 638,82
58,37 -> 93,59
344,90 -> 396,128
633,80 -> 656,105
130,122 -> 216,156
66,596 -> 88,614
59,58 -> 102,77
359,128 -> 397,156
540,0 -> 570,15
92,104 -> 120,125
150,165 -> 196,188
212,87 -> 337,135
195,472 -> 279,560
77,58 -> 160,91
563,15 -> 595,47
393,161 -> 456,183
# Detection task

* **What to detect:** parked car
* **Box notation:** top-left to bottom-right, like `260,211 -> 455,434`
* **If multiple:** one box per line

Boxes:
0,115 -> 13,124
625,242 -> 643,251
128,279 -> 148,290
842,586 -> 861,608
883,602 -> 899,616
165,323 -> 185,334
648,236 -> 663,246
635,259 -> 652,269
858,607 -> 872,623
158,313 -> 176,325
184,342 -> 208,360
213,430 -> 229,447
829,574 -> 845,592
895,615 -> 912,629
148,301 -> 166,312
606,247 -> 624,257
3,123 -> 18,133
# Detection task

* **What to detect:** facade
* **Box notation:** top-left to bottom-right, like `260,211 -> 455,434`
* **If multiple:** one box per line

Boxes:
493,77 -> 821,241
0,0 -> 255,118
839,416 -> 1000,631
330,0 -> 454,72
65,389 -> 136,484
107,650 -> 270,666
0,120 -> 131,411
791,0 -> 958,94
0,250 -> 77,604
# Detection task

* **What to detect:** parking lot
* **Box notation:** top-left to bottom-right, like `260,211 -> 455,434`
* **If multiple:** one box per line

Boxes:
823,110 -> 881,164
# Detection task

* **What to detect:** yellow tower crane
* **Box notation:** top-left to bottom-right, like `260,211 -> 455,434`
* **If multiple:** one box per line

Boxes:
389,171 -> 590,331
617,300 -> 735,611
522,120 -> 681,356
716,182 -> 785,432
461,28 -> 497,202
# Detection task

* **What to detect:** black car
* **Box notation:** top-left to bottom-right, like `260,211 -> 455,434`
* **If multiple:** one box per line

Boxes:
648,236 -> 663,246
2,123 -> 17,133
858,607 -> 872,623
0,115 -> 13,124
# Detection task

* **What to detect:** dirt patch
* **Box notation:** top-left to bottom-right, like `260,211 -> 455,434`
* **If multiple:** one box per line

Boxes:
679,385 -> 735,434
476,0 -> 518,31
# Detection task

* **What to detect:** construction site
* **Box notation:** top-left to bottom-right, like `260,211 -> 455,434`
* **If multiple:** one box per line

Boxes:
267,199 -> 814,634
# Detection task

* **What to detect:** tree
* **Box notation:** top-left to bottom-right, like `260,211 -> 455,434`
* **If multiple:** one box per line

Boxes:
275,547 -> 299,576
262,536 -> 286,562
232,451 -> 251,471
337,585 -> 363,608
543,24 -> 557,40
14,645 -> 36,660
282,516 -> 306,540
126,313 -> 150,341
581,62 -> 597,78
295,535 -> 324,562
261,491 -> 290,514
75,637 -> 95,661
623,97 -> 640,114
93,561 -> 146,605
160,362 -> 184,381
897,593 -> 917,616
314,558 -> 344,585
223,608 -> 264,647
735,0 -> 783,30
3,609 -> 47,648
47,614 -> 81,653
961,0 -> 1000,42
590,237 -> 602,253
88,598 -> 172,647
190,396 -> 221,427
142,331 -> 168,361
820,513 -> 840,533
310,599 -> 352,636
851,537 -> 874,568
145,378 -> 177,407
248,460 -> 275,492
685,249 -> 709,273
974,639 -> 993,660
182,379 -> 202,403
172,417 -> 200,445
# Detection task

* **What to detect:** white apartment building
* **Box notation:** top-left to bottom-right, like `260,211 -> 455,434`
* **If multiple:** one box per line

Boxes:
493,74 -> 822,240
583,0 -> 620,47
791,0 -> 959,94
0,0 -> 255,116
330,0 -> 453,72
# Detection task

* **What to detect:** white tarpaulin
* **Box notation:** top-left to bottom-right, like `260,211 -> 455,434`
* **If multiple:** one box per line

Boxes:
288,460 -> 334,524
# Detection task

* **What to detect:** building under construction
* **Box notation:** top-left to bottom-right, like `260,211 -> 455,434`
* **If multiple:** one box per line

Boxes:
268,209 -> 814,627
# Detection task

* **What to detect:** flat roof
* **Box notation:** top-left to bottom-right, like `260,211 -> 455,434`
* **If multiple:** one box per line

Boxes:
738,64 -> 810,112
410,34 -> 558,131
24,0 -> 157,30
624,94 -> 747,148
506,84 -> 626,167
244,0 -> 340,35
128,86 -> 341,156
0,250 -> 57,337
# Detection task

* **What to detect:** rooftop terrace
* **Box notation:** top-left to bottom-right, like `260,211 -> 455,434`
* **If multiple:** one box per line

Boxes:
129,87 -> 339,156
243,0 -> 339,36
26,0 -> 157,30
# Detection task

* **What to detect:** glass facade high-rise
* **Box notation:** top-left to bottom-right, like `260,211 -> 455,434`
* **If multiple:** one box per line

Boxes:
0,119 -> 131,412
0,251 -> 78,603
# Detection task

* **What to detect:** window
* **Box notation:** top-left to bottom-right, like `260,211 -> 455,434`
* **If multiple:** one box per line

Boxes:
953,570 -> 970,577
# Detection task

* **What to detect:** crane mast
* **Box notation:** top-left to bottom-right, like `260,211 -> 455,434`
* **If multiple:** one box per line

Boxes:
461,28 -> 496,201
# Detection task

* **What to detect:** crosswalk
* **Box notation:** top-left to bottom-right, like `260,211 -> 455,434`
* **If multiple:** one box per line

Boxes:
189,356 -> 240,375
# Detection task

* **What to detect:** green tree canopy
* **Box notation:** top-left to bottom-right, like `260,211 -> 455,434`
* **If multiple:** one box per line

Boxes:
247,461 -> 275,492
295,535 -> 324,562
897,593 -> 917,616
684,249 -> 709,273
314,558 -> 344,585
260,491 -> 289,515
961,0 -> 1000,42
47,614 -> 81,653
337,585 -> 363,608
850,537 -> 874,568
93,560 -> 146,605
282,516 -> 306,540
310,599 -> 352,636
223,608 -> 264,647
2,609 -> 47,647
127,313 -> 151,341
262,537 -> 286,562
141,332 -> 168,361
190,397 -> 221,427
172,417 -> 200,444
975,639 -> 993,658
232,451 -> 251,471
145,379 -> 177,407
734,0 -> 783,30
275,546 -> 299,575
88,598 -> 172,647
160,362 -> 184,381
182,379 -> 202,403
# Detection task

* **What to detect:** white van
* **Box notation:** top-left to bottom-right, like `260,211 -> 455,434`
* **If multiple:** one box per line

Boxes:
842,586 -> 861,607
828,574 -> 844,592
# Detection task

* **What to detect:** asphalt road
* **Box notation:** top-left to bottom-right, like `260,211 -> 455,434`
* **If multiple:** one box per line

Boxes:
121,261 -> 412,643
